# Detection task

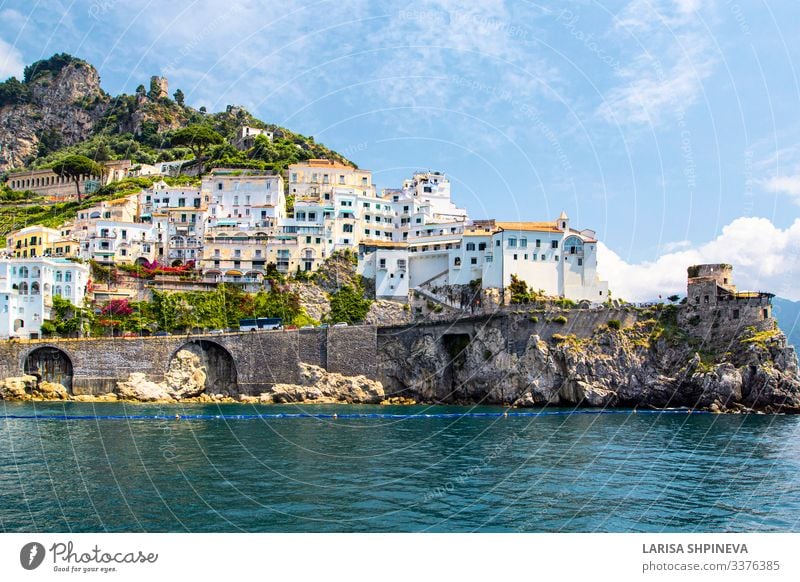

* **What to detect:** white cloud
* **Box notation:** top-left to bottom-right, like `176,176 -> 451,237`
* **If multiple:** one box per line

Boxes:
598,216 -> 800,301
0,37 -> 24,78
600,1 -> 715,126
764,175 -> 800,203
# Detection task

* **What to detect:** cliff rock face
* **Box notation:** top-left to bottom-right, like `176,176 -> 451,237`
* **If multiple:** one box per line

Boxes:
260,363 -> 384,404
379,320 -> 800,412
0,62 -> 108,170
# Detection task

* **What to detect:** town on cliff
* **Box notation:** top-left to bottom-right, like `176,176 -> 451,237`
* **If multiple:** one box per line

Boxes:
1,55 -> 798,411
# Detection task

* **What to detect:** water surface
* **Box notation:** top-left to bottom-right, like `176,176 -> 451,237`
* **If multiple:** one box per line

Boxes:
1,401 -> 799,532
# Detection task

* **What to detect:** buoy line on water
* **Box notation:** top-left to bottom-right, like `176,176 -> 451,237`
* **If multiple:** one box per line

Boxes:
0,408 -> 709,421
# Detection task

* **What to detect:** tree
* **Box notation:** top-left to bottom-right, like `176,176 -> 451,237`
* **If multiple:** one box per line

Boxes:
50,155 -> 104,202
199,106 -> 207,114
328,284 -> 372,324
135,84 -> 146,97
173,88 -> 185,106
508,274 -> 531,304
170,125 -> 224,175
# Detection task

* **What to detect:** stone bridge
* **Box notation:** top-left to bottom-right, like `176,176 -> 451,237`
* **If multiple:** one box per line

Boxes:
0,326 -> 378,395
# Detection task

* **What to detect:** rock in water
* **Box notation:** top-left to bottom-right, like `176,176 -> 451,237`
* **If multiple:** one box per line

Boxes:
116,373 -> 172,402
262,363 -> 384,404
0,375 -> 38,400
164,349 -> 208,398
34,381 -> 69,400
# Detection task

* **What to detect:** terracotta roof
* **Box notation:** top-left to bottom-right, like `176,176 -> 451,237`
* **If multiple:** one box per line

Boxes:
495,221 -> 561,233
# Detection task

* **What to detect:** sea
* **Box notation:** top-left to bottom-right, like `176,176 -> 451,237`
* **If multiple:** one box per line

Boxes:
1,402 -> 799,532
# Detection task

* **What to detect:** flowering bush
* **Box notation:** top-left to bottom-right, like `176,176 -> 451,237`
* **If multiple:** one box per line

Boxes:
101,298 -> 133,317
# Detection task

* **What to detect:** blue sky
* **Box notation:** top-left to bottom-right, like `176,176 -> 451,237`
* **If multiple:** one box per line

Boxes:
1,0 -> 799,300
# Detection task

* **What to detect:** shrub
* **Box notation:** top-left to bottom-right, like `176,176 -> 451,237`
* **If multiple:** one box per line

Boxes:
530,315 -> 539,323
553,315 -> 568,325
607,319 -> 621,330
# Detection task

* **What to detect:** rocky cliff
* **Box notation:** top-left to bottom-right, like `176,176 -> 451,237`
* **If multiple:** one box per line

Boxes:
0,60 -> 108,170
379,315 -> 800,413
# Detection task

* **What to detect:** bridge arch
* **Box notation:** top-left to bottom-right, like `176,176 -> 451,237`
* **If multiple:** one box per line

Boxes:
23,346 -> 74,392
169,339 -> 238,394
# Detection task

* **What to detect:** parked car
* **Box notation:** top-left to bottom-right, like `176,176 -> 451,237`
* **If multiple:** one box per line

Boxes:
208,329 -> 225,335
154,331 -> 171,337
332,322 -> 349,328
300,325 -> 315,330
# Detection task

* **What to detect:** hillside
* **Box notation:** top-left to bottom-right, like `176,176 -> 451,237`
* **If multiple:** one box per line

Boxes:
0,53 -> 353,175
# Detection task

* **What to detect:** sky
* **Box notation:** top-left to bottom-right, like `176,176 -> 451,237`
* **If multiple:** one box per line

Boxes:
0,0 -> 799,300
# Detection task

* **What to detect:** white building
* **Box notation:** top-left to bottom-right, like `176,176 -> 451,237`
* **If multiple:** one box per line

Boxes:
358,240 -> 409,301
77,220 -> 157,265
450,214 -> 609,302
203,169 -> 285,229
0,258 -> 89,339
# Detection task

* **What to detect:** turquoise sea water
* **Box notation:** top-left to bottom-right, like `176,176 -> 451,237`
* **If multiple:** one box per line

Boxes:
1,402 -> 799,532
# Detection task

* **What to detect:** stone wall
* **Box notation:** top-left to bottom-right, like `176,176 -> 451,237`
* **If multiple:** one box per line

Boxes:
327,326 -> 378,378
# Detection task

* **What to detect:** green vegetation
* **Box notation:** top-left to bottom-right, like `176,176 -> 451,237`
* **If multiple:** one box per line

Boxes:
170,125 -> 224,175
40,295 -> 94,337
607,319 -> 621,330
553,315 -> 568,325
24,53 -> 87,84
740,325 -> 780,347
0,76 -> 30,108
328,281 -> 373,324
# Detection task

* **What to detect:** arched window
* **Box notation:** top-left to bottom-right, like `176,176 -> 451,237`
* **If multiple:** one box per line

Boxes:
32,267 -> 40,278
20,266 -> 29,278
31,282 -> 40,295
19,282 -> 28,295
54,286 -> 62,297
64,285 -> 72,297
64,271 -> 73,283
55,271 -> 63,282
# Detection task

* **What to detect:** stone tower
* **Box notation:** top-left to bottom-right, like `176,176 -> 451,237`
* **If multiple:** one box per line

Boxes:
150,76 -> 169,99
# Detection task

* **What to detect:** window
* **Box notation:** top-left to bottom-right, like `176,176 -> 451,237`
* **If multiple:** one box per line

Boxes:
218,183 -> 223,190
64,285 -> 71,296
535,239 -> 541,248
233,196 -> 239,205
466,242 -> 476,251
471,257 -> 478,265
578,258 -> 583,266
551,240 -> 558,249
554,255 -> 559,261
343,224 -> 353,233
513,254 -> 518,260
478,242 -> 486,251
485,254 -> 493,262
520,238 -> 527,248
64,271 -> 72,283
291,173 -> 298,182
379,258 -> 386,269
496,240 -> 500,247
339,175 -> 345,184
508,238 -> 517,248
454,257 -> 462,267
